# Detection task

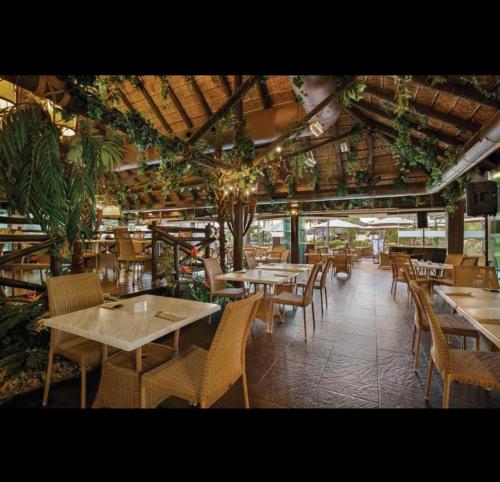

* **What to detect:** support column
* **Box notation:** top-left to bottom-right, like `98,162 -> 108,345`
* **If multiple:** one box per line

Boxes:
291,213 -> 299,263
233,201 -> 244,272
447,199 -> 465,254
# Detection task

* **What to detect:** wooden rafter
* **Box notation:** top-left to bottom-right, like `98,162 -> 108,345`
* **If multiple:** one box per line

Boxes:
345,106 -> 395,145
412,76 -> 499,110
187,76 -> 261,146
188,76 -> 212,118
363,86 -> 480,135
135,77 -> 173,134
257,79 -> 272,109
117,87 -> 134,112
219,75 -> 232,97
166,80 -> 193,129
355,100 -> 461,148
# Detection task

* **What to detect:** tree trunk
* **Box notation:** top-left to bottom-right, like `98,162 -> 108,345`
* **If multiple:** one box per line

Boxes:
71,238 -> 85,274
218,216 -> 227,273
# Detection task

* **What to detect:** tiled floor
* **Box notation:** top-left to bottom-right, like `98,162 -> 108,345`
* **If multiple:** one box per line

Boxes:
5,261 -> 500,408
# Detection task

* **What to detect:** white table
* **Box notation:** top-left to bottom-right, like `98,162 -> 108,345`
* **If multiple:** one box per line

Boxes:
44,294 -> 220,407
257,262 -> 313,273
434,286 -> 500,349
413,261 -> 453,278
216,269 -> 300,333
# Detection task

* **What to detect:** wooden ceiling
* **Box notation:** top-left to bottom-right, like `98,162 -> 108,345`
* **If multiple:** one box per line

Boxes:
110,75 -> 499,213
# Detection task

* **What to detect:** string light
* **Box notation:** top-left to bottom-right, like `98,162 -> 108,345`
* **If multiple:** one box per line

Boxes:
275,145 -> 282,154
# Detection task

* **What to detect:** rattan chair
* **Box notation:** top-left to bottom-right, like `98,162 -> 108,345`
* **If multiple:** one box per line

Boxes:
114,228 -> 151,282
297,257 -> 334,315
403,269 -> 480,373
203,259 -> 245,323
308,253 -> 322,265
272,263 -> 321,340
43,272 -> 114,408
452,266 -> 500,289
378,251 -> 392,270
245,252 -> 258,269
460,256 -> 479,267
334,252 -> 351,279
279,249 -> 289,262
390,253 -> 423,300
411,281 -> 500,408
140,292 -> 263,409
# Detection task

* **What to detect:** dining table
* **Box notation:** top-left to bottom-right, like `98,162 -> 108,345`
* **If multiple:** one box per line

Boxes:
434,285 -> 500,349
216,269 -> 300,333
44,294 -> 220,408
413,260 -> 453,278
257,262 -> 313,272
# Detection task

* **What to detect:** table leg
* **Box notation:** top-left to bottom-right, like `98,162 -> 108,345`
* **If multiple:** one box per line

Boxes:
135,347 -> 142,372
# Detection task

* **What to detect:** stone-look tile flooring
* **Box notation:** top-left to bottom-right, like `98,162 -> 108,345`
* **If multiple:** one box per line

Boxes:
5,262 -> 500,408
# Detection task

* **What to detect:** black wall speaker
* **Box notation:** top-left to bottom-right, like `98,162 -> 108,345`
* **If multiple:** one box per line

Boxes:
417,212 -> 428,229
466,181 -> 498,216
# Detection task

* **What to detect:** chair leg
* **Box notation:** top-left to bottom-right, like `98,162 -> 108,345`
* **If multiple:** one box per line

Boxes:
424,357 -> 434,400
411,325 -> 417,354
324,287 -> 328,308
80,364 -> 87,409
413,329 -> 422,373
462,335 -> 467,350
311,300 -> 316,330
393,282 -> 397,300
42,347 -> 55,407
320,288 -> 324,316
443,376 -> 451,409
302,307 -> 307,340
476,334 -> 480,351
242,371 -> 250,408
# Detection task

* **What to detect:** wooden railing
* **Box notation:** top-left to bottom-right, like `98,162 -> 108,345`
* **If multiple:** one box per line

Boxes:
148,222 -> 215,297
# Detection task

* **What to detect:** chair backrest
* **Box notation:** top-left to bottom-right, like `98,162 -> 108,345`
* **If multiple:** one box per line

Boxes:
203,258 -> 226,293
319,247 -> 329,254
334,253 -> 349,272
460,256 -> 479,267
114,228 -> 136,261
47,272 -> 104,346
255,247 -> 267,257
303,264 -> 322,305
392,253 -> 411,280
379,251 -> 391,267
319,257 -> 334,288
445,253 -> 463,266
245,252 -> 257,269
453,266 -> 499,289
268,250 -> 281,260
280,249 -> 289,262
402,268 -> 425,331
200,292 -> 263,407
410,280 -> 451,376
308,253 -> 322,264
308,247 -> 319,254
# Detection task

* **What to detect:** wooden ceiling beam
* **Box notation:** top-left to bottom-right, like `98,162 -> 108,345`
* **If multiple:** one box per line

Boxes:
412,76 -> 499,110
257,79 -> 272,109
135,78 -> 173,134
117,88 -> 134,112
186,75 -> 261,146
219,75 -> 232,97
363,85 -> 480,135
166,81 -> 193,129
355,100 -> 461,148
188,76 -> 212,118
345,106 -> 396,145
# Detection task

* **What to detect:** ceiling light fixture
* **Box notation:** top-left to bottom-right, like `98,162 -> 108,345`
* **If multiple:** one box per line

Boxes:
308,120 -> 324,137
340,142 -> 349,153
491,167 -> 500,181
275,146 -> 282,154
304,152 -> 316,167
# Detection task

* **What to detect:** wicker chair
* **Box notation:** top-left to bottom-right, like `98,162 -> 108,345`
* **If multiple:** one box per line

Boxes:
279,249 -> 289,262
114,228 -> 151,282
245,252 -> 258,269
297,257 -> 334,315
411,281 -> 500,408
403,269 -> 480,373
460,256 -> 479,267
378,251 -> 392,270
43,272 -> 114,408
307,253 -> 322,265
272,264 -> 321,340
140,292 -> 263,409
453,266 -> 500,289
334,252 -> 351,279
390,253 -> 423,300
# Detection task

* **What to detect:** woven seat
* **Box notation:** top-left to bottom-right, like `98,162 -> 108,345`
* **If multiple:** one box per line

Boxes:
410,281 -> 499,408
141,292 -> 263,409
403,269 -> 480,373
273,291 -> 304,306
44,272 -> 115,408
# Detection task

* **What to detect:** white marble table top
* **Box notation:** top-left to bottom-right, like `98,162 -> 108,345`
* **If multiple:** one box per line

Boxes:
434,286 -> 500,348
44,294 -> 220,352
217,269 -> 300,285
413,261 -> 452,270
257,263 -> 313,272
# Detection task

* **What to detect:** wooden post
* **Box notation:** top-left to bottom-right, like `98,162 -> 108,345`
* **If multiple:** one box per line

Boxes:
151,221 -> 157,281
291,213 -> 299,263
204,224 -> 211,259
71,238 -> 84,274
447,199 -> 465,254
233,200 -> 244,272
218,215 -> 227,273
173,243 -> 180,297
